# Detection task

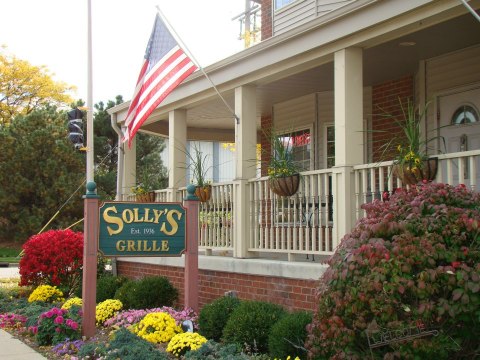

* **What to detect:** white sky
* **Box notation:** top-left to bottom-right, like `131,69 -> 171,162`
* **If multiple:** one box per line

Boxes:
1,0 -> 246,105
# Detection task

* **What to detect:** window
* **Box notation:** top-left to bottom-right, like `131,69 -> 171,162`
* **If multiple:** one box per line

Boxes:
451,104 -> 479,125
275,0 -> 295,10
326,126 -> 335,168
277,128 -> 312,172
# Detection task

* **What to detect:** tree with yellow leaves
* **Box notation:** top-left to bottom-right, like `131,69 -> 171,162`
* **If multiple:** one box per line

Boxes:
0,49 -> 74,124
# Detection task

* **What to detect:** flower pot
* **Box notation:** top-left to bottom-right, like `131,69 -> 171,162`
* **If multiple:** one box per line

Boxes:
269,174 -> 300,197
393,157 -> 438,185
136,191 -> 156,202
195,185 -> 212,202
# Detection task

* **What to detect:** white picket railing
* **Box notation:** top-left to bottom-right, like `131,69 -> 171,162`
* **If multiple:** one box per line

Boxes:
353,149 -> 480,220
249,169 -> 336,260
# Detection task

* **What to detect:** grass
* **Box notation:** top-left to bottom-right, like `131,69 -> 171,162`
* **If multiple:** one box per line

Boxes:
0,246 -> 22,263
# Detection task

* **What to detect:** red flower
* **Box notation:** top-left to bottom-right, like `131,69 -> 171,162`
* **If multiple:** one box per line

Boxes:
451,261 -> 461,269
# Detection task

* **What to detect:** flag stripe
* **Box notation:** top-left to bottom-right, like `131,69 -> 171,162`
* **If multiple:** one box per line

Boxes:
127,61 -> 196,143
124,14 -> 198,146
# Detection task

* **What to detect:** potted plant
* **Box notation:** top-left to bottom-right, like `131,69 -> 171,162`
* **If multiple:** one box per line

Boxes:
376,98 -> 443,185
265,129 -> 302,196
184,143 -> 212,202
131,166 -> 157,202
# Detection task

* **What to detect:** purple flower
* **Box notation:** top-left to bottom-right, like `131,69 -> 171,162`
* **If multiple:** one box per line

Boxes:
54,316 -> 64,324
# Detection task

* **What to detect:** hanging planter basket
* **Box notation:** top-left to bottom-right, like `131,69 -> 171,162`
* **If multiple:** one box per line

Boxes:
393,157 -> 438,186
136,191 -> 156,202
269,174 -> 300,197
195,185 -> 212,202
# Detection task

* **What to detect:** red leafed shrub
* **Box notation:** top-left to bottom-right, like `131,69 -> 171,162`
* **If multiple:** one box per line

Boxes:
306,182 -> 480,359
19,229 -> 83,296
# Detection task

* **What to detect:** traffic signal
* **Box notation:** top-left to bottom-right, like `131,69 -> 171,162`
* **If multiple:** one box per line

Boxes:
67,108 -> 84,150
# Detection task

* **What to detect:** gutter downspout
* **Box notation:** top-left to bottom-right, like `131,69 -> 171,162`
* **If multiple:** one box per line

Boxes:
110,113 -> 123,276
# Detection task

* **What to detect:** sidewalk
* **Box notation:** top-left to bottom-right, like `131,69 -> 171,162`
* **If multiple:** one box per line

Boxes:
0,329 -> 47,359
0,265 -> 47,359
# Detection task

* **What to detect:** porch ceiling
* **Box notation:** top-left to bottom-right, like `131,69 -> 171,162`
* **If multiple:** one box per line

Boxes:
142,11 -> 479,140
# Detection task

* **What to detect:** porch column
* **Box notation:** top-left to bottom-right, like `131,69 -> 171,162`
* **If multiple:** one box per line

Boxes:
122,129 -> 136,201
168,109 -> 187,202
233,85 -> 257,258
333,47 -> 364,243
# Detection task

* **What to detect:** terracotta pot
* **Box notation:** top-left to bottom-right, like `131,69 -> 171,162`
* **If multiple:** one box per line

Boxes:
393,157 -> 438,185
136,191 -> 156,202
195,185 -> 212,202
269,174 -> 300,197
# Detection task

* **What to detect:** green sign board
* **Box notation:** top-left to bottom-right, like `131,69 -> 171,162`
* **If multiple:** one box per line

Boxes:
98,202 -> 186,257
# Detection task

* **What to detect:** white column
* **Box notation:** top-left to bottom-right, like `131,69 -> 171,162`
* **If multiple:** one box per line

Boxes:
233,85 -> 257,258
122,129 -> 136,201
333,47 -> 364,243
168,109 -> 187,202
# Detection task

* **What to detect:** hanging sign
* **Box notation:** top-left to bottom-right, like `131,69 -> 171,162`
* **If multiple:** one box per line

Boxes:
98,202 -> 186,257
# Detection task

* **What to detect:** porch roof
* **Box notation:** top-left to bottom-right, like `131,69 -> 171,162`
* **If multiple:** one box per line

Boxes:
108,0 -> 479,141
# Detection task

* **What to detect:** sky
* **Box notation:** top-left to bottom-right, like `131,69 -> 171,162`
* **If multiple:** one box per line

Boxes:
1,0 -> 246,106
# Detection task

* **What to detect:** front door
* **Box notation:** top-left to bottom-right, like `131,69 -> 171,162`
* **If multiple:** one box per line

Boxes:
438,86 -> 480,188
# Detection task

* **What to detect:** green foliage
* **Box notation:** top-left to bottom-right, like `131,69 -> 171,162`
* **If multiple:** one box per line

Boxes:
114,276 -> 178,310
0,49 -> 74,124
306,182 -> 480,359
268,311 -> 312,360
108,327 -> 169,360
0,109 -> 84,242
198,295 -> 241,341
184,340 -> 249,360
113,279 -> 136,309
77,341 -> 108,359
96,275 -> 129,303
222,300 -> 287,353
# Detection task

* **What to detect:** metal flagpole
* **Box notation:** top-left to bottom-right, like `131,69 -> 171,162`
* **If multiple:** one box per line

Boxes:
86,0 -> 94,182
155,5 -> 240,124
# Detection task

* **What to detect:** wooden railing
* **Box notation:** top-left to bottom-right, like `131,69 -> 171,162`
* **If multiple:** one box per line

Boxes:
353,149 -> 480,220
249,169 -> 336,260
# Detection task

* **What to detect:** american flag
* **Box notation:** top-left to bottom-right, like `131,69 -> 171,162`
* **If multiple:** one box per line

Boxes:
124,14 -> 197,147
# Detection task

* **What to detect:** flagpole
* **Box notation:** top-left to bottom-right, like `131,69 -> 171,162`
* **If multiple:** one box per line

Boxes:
86,0 -> 94,182
155,5 -> 240,124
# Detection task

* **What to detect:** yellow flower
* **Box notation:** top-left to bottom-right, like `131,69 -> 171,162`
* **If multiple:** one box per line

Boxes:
133,312 -> 181,344
28,285 -> 64,303
166,332 -> 207,357
62,297 -> 82,310
95,299 -> 123,325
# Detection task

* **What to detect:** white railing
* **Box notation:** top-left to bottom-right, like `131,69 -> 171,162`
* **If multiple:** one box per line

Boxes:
179,183 -> 235,253
249,169 -> 336,260
353,149 -> 480,220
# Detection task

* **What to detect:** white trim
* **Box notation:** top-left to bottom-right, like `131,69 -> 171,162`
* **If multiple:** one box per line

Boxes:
117,256 -> 327,281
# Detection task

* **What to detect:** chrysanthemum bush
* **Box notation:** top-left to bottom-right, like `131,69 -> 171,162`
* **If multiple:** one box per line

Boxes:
0,313 -> 27,329
166,332 -> 207,357
61,296 -> 82,310
33,306 -> 82,346
28,284 -> 64,303
19,229 -> 83,295
306,182 -> 480,359
95,299 -> 122,325
104,306 -> 197,328
132,311 -> 182,344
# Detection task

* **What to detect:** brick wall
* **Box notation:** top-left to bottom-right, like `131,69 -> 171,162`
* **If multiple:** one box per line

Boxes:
261,0 -> 272,40
260,115 -> 272,177
371,75 -> 414,162
117,260 -> 317,312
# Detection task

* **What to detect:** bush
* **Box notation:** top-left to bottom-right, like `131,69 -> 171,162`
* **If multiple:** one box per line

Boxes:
35,306 -> 81,346
96,275 -> 128,303
132,312 -> 181,344
15,302 -> 52,327
113,279 -> 136,309
114,276 -> 178,310
268,311 -> 312,360
28,284 -> 64,303
167,332 -> 208,357
222,300 -> 286,353
107,327 -> 169,360
306,182 -> 480,359
96,299 -> 123,325
19,229 -> 83,296
198,296 -> 240,341
184,340 -> 249,360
